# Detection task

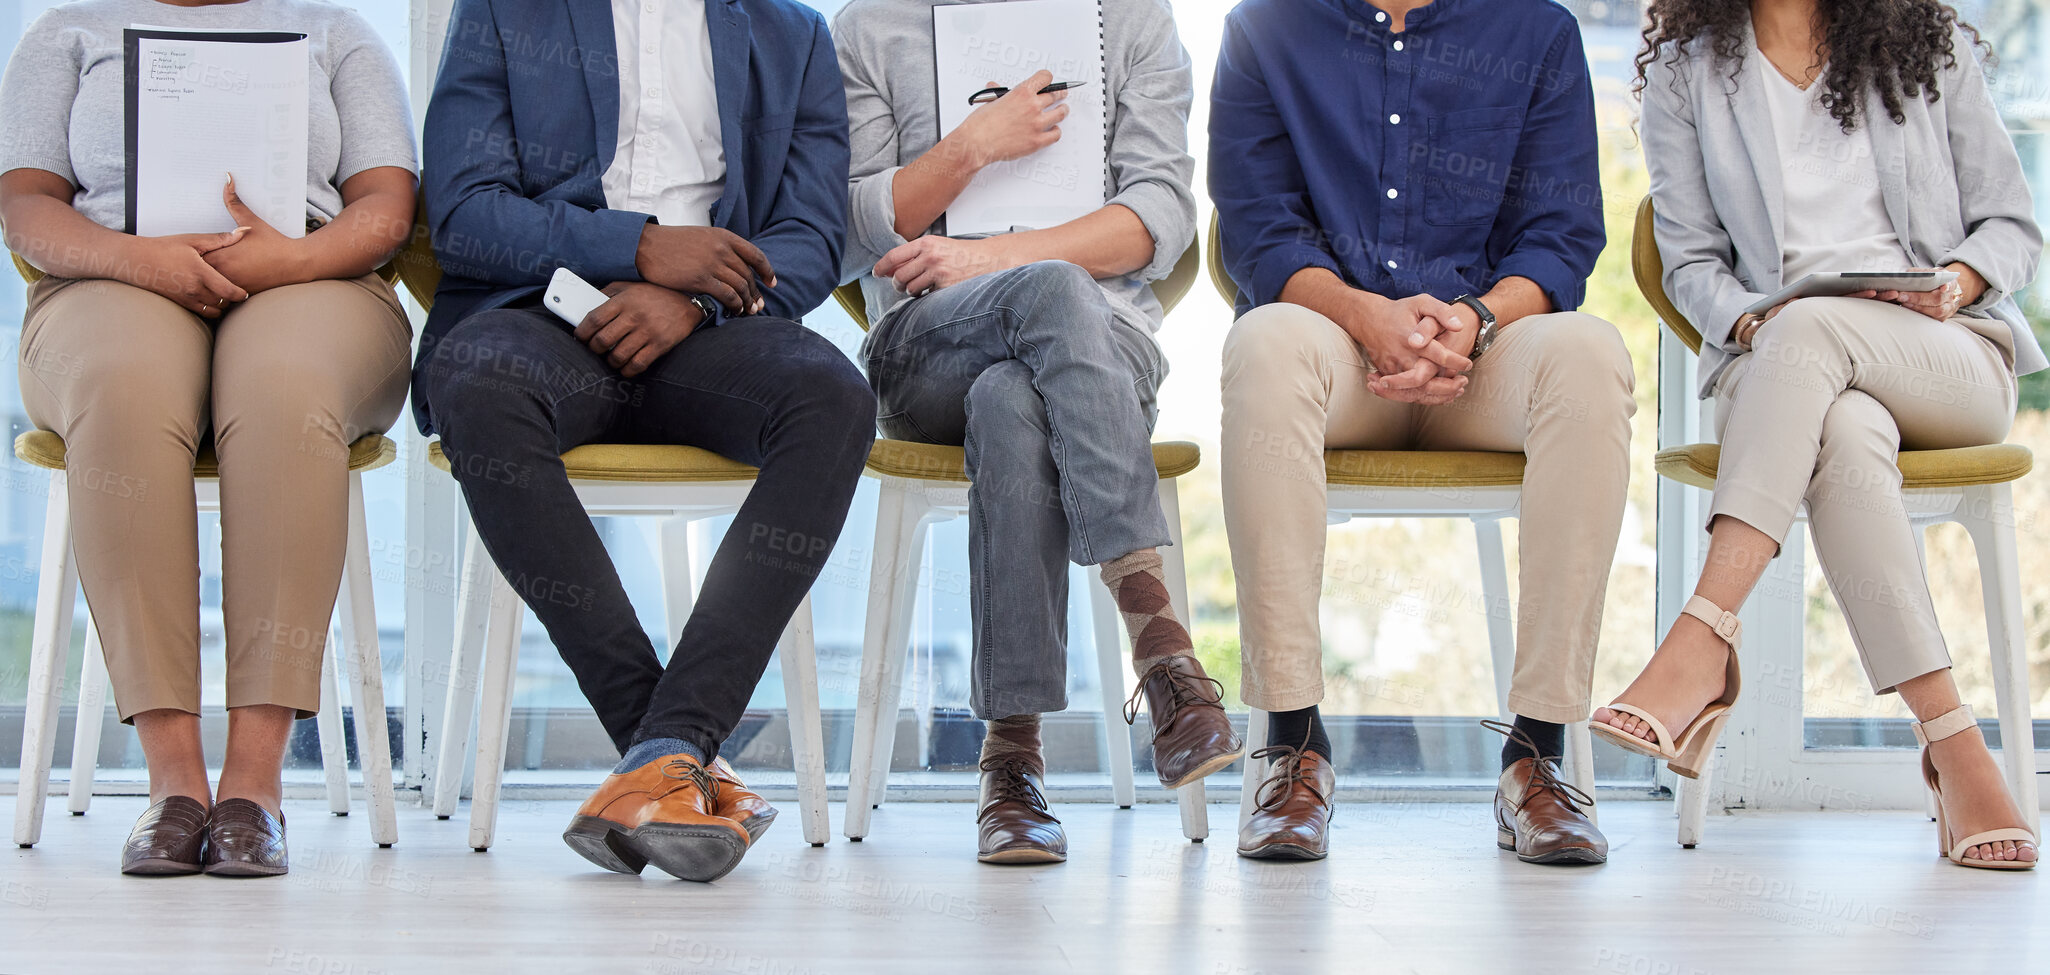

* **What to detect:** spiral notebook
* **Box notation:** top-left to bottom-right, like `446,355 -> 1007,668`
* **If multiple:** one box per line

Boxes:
932,0 -> 1106,235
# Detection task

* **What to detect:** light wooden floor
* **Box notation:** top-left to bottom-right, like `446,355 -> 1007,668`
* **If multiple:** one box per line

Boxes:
3,797 -> 2043,973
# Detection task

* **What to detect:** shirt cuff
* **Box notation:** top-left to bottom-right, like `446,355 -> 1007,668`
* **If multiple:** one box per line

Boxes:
848,167 -> 912,274
1105,180 -> 1192,283
1249,243 -> 1342,308
1489,250 -> 1584,313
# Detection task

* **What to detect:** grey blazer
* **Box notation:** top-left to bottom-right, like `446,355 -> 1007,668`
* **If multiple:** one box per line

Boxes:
1640,23 -> 2046,398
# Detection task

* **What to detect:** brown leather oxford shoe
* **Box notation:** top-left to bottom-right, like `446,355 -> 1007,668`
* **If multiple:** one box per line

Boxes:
1126,655 -> 1243,789
1237,746 -> 1335,860
563,753 -> 751,882
120,795 -> 210,876
203,798 -> 289,877
976,758 -> 1066,865
1496,757 -> 1607,865
709,756 -> 778,844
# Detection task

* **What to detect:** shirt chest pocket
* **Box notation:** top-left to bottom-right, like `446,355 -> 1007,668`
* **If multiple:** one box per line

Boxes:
1422,106 -> 1526,228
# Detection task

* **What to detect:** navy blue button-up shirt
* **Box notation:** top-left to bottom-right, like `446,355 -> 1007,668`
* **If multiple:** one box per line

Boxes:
1210,0 -> 1603,316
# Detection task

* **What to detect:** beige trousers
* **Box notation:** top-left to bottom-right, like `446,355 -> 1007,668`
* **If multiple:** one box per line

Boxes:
1712,297 -> 2016,693
18,275 -> 412,721
1220,303 -> 1636,722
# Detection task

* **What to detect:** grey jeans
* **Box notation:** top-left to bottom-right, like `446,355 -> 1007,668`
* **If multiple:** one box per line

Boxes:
863,260 -> 1171,719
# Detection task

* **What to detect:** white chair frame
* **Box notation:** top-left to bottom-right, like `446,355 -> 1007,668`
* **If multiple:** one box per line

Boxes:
14,469 -> 398,848
1235,484 -> 1598,831
431,476 -> 831,851
843,474 -> 1213,842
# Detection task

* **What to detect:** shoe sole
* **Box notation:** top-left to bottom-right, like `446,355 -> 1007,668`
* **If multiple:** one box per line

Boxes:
1158,742 -> 1246,791
633,824 -> 751,882
562,816 -> 650,875
1236,842 -> 1326,861
121,858 -> 203,876
203,860 -> 290,877
978,847 -> 1067,865
1496,827 -> 1607,865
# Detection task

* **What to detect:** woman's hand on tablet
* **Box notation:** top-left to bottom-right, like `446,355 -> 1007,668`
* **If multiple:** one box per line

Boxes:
1875,263 -> 1985,322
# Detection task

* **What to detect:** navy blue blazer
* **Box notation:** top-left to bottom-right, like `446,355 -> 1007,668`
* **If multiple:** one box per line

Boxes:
415,0 -> 850,433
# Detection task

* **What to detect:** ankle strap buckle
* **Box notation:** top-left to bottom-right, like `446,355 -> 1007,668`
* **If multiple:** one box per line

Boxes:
1682,595 -> 1742,650
1912,705 -> 1977,746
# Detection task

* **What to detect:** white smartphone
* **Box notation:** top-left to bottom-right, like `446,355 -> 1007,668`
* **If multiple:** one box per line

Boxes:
543,267 -> 609,328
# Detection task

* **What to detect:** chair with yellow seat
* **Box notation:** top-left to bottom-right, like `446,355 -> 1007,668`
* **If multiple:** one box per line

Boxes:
7,252 -> 403,849
1632,195 -> 2039,845
1202,211 -> 1599,831
831,244 -> 1220,842
391,219 -> 832,852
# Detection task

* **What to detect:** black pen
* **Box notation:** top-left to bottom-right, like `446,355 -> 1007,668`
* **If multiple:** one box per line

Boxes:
969,81 -> 1087,105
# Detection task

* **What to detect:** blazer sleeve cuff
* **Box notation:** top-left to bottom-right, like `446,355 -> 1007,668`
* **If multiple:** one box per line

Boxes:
583,208 -> 656,284
1939,238 -> 2016,313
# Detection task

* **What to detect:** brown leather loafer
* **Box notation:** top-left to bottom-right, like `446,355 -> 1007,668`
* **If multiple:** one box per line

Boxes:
1496,757 -> 1607,865
1237,746 -> 1335,860
977,758 -> 1066,865
1125,655 -> 1243,788
563,753 -> 750,882
120,795 -> 210,876
709,756 -> 778,844
203,798 -> 289,877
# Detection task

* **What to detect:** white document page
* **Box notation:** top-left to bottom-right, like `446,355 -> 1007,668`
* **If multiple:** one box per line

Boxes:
128,29 -> 309,238
933,0 -> 1105,235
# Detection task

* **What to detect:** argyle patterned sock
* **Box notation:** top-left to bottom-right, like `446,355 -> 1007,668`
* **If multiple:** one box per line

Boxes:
1098,548 -> 1195,677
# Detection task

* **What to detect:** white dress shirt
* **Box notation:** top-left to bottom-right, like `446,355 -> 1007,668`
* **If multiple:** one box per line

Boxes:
602,0 -> 725,227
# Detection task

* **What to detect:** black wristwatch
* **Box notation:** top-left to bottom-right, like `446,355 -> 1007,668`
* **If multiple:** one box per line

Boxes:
688,293 -> 721,325
1454,293 -> 1498,361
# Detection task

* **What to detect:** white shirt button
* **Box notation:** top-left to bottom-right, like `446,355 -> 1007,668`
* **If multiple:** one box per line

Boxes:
1389,113 -> 1401,124
1386,188 -> 1398,199
1386,259 -> 1399,269
1375,11 -> 1387,22
1392,40 -> 1404,51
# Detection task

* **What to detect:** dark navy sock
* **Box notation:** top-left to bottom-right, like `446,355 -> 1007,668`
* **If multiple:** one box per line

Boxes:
1500,715 -> 1564,769
614,736 -> 702,774
1266,706 -> 1331,760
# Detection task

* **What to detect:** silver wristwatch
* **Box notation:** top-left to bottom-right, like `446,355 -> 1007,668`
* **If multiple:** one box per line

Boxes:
1455,293 -> 1498,362
688,294 -> 721,324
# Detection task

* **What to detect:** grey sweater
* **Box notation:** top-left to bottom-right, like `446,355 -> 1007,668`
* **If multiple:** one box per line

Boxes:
831,0 -> 1197,333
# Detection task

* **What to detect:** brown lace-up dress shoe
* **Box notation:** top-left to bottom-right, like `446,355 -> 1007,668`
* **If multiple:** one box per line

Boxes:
977,758 -> 1066,864
563,754 -> 751,882
1237,746 -> 1335,860
1495,758 -> 1607,865
1125,655 -> 1243,789
120,796 -> 210,876
203,799 -> 289,877
709,756 -> 778,844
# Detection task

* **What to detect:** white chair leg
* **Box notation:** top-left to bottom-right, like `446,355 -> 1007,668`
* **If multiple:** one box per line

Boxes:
434,527 -> 494,819
778,594 -> 830,846
65,620 -> 109,815
1473,517 -> 1516,717
337,473 -> 397,847
845,480 -> 932,839
1157,479 -> 1208,841
1239,709 -> 1270,832
467,574 -> 525,852
1959,484 -> 2040,835
658,514 -> 696,649
1566,721 -> 1597,827
317,624 -> 353,816
16,471 -> 78,849
1677,762 -> 1712,849
1089,583 -> 1137,808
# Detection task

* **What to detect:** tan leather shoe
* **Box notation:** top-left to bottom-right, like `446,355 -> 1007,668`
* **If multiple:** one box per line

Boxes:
1237,746 -> 1334,860
709,756 -> 778,844
1125,655 -> 1243,788
563,753 -> 750,882
977,758 -> 1066,865
1495,757 -> 1607,865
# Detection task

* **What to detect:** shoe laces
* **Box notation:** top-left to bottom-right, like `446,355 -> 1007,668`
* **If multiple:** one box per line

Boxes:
1481,720 -> 1594,812
659,757 -> 720,802
978,758 -> 1059,824
1246,743 -> 1330,815
1122,659 -> 1225,732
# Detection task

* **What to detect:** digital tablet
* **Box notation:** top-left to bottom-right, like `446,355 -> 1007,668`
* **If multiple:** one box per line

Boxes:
1745,270 -> 1958,316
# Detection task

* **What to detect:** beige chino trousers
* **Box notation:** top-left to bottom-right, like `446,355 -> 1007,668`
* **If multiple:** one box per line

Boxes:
19,274 -> 411,721
1711,297 -> 2017,693
1220,303 -> 1636,722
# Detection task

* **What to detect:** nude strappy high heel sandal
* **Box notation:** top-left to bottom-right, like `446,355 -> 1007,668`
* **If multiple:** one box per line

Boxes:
1915,705 -> 2038,871
1591,595 -> 1742,779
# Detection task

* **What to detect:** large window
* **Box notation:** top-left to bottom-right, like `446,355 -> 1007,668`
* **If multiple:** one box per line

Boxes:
2,1 -> 2045,800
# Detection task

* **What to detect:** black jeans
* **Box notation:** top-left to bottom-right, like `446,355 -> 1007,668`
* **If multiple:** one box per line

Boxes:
418,306 -> 875,759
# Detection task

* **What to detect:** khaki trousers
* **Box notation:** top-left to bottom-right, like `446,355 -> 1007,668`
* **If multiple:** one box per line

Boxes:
1712,297 -> 2016,693
18,275 -> 411,720
1220,303 -> 1636,722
